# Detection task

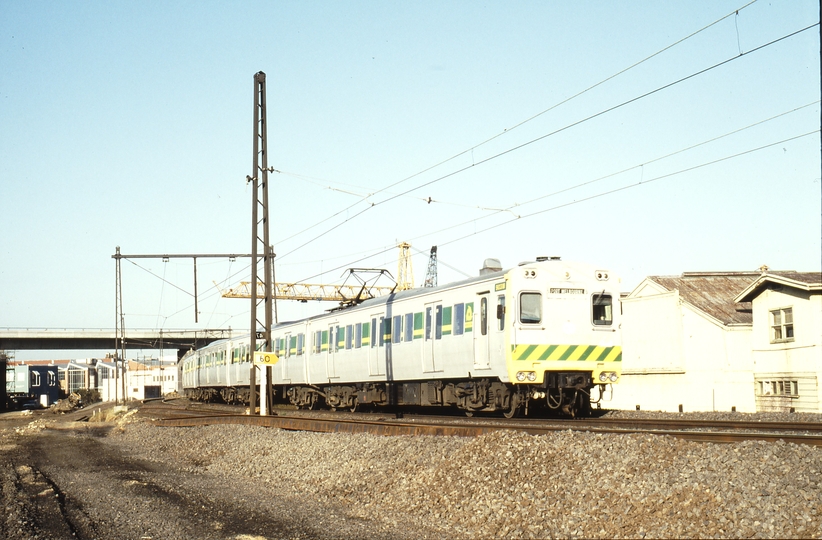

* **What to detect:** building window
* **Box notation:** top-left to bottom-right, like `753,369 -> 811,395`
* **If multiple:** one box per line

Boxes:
758,379 -> 798,396
770,307 -> 794,343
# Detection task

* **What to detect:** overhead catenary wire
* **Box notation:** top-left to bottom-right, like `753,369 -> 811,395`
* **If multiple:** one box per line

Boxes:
272,22 -> 819,263
433,130 -> 820,249
267,0 -> 764,252
408,101 -> 821,242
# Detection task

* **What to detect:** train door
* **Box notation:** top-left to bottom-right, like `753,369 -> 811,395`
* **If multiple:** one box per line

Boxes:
368,314 -> 384,376
474,295 -> 491,370
326,324 -> 337,379
423,301 -> 442,373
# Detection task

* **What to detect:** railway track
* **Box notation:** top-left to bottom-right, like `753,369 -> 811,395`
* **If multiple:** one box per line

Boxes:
138,400 -> 822,446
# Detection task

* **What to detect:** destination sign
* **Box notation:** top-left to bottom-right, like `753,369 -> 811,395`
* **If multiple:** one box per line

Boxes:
549,288 -> 585,294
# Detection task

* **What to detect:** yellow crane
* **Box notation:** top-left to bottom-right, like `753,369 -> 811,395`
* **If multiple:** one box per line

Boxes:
220,243 -> 415,303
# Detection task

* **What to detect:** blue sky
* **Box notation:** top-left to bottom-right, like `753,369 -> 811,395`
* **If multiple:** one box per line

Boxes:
1,1 -> 819,360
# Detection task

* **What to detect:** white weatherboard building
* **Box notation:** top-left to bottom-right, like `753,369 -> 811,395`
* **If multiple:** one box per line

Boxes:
610,270 -> 821,414
735,272 -> 822,413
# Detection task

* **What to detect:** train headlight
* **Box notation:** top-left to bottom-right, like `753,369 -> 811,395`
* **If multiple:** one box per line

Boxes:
609,372 -> 618,382
527,371 -> 537,382
516,371 -> 526,382
599,372 -> 608,382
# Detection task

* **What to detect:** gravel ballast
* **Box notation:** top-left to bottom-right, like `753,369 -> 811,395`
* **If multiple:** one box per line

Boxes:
2,408 -> 821,539
112,413 -> 821,539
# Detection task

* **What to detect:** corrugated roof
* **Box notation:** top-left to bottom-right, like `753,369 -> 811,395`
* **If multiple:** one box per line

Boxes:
766,271 -> 822,285
734,271 -> 822,302
649,273 -> 758,325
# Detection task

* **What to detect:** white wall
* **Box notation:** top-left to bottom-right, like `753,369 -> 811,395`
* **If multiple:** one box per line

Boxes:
609,283 -> 755,413
750,288 -> 821,412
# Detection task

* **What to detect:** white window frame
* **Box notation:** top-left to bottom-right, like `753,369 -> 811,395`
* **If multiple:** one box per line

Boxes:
770,307 -> 794,343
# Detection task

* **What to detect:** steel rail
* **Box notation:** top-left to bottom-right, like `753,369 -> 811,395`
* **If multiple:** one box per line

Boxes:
144,409 -> 822,447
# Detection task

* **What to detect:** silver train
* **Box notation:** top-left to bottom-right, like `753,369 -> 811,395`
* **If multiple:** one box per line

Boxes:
181,256 -> 622,417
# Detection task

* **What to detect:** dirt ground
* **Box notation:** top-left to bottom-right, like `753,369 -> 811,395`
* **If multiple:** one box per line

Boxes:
0,404 -> 403,540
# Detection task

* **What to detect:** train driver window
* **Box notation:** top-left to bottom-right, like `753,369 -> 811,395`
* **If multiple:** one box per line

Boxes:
592,293 -> 613,325
519,292 -> 541,324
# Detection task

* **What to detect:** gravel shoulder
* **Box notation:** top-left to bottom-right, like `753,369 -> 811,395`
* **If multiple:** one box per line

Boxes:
2,405 -> 821,539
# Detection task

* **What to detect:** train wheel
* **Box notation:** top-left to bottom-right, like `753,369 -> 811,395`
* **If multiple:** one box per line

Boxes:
503,393 -> 521,419
349,400 -> 359,413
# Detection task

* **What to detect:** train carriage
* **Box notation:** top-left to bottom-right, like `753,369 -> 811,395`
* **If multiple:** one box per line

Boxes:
181,256 -> 622,417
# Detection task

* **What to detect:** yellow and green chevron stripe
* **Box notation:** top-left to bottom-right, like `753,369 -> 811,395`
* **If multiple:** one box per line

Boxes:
511,344 -> 622,362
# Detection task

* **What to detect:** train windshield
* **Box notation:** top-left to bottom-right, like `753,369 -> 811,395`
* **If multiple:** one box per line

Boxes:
519,292 -> 542,324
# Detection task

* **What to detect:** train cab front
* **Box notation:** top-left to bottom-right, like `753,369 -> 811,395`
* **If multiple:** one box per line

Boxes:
503,258 -> 622,417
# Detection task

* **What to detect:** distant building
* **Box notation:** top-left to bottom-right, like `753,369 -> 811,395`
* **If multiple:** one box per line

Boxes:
5,364 -> 60,407
126,360 -> 178,400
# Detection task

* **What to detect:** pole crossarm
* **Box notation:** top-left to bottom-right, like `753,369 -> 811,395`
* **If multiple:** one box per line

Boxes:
111,254 -> 252,259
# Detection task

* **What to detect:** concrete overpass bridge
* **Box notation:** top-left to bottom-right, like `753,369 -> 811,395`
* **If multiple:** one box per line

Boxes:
0,328 -> 234,357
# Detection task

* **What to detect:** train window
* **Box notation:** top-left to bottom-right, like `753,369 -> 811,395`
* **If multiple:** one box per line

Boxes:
481,298 -> 488,336
290,335 -> 298,356
370,319 -> 377,348
393,315 -> 402,343
454,303 -> 465,335
297,333 -> 304,355
414,312 -> 423,339
366,320 -> 374,348
345,325 -> 353,349
592,293 -> 613,326
442,306 -> 452,336
355,323 -> 362,348
497,295 -> 506,330
425,308 -> 432,340
435,305 -> 443,340
404,313 -> 413,342
520,292 -> 541,324
335,326 -> 342,352
274,338 -> 281,356
321,330 -> 329,352
382,317 -> 392,346
465,302 -> 473,333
